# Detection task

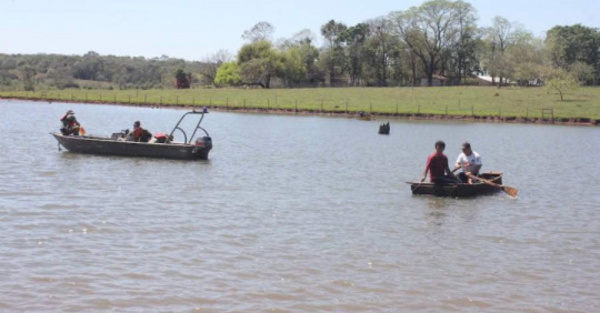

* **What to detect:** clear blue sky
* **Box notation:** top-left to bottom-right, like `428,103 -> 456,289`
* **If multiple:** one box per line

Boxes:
1,0 -> 598,61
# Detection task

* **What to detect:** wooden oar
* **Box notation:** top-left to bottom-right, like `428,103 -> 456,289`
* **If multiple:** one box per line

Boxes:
467,173 -> 518,198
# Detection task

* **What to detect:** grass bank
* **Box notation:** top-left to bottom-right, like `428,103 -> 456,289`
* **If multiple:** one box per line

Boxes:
2,86 -> 599,124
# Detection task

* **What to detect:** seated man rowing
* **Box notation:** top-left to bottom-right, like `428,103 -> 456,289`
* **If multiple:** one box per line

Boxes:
421,140 -> 459,184
455,141 -> 482,184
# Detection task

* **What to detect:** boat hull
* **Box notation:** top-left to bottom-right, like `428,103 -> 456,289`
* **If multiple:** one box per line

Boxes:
52,133 -> 211,160
408,172 -> 503,197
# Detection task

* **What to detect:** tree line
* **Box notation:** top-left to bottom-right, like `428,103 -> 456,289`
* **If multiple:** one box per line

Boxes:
1,0 -> 599,91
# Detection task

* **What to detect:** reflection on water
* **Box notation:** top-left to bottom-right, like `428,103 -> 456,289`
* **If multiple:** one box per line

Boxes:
1,100 -> 599,312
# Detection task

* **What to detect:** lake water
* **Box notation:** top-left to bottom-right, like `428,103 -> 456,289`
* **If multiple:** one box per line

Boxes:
1,100 -> 599,312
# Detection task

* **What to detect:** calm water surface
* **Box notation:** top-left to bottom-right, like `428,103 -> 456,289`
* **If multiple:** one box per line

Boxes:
1,100 -> 599,312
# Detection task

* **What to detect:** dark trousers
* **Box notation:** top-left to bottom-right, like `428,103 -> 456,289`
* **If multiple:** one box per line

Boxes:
458,172 -> 479,183
432,175 -> 459,185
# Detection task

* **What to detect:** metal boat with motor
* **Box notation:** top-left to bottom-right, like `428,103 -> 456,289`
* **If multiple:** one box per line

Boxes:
51,109 -> 212,160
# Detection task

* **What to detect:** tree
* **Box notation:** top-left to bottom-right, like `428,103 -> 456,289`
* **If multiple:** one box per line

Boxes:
544,68 -> 579,101
242,21 -> 275,43
199,49 -> 232,86
339,23 -> 370,86
545,24 -> 600,84
279,47 -> 307,87
214,62 -> 241,86
320,20 -> 347,86
390,0 -> 462,86
447,1 -> 479,82
483,17 -> 524,87
362,18 -> 399,86
237,40 -> 282,88
175,68 -> 191,89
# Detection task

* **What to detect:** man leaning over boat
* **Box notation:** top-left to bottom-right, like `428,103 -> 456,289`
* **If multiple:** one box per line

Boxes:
455,142 -> 482,184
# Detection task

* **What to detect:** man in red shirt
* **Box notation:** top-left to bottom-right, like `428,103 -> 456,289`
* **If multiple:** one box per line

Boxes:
421,140 -> 458,184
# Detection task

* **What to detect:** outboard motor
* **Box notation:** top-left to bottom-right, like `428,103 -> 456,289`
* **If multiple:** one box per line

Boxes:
195,136 -> 212,149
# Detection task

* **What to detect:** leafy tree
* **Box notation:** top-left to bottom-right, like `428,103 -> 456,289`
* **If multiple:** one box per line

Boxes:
362,18 -> 399,86
22,65 -> 35,91
320,20 -> 347,85
390,0 -> 461,86
447,1 -> 479,82
175,68 -> 191,89
199,49 -> 232,86
483,17 -> 525,87
214,62 -> 241,86
242,21 -> 275,43
237,40 -> 282,88
279,47 -> 307,87
339,23 -> 370,86
544,68 -> 579,101
545,24 -> 600,84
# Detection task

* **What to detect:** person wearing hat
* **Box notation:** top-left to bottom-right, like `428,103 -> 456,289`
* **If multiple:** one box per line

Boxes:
455,142 -> 482,184
59,110 -> 81,135
131,120 -> 152,142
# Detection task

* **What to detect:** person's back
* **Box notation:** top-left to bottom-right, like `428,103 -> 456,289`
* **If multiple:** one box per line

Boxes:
132,121 -> 152,143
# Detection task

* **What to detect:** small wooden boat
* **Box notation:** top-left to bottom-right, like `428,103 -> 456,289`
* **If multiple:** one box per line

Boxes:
407,172 -> 504,197
52,109 -> 212,160
358,111 -> 372,121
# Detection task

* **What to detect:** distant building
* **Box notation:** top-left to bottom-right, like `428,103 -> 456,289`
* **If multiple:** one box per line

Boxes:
420,74 -> 447,86
474,74 -> 513,86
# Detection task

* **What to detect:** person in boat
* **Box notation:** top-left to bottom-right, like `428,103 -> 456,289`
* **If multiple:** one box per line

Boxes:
455,142 -> 482,184
421,140 -> 459,184
60,110 -> 81,135
131,120 -> 152,142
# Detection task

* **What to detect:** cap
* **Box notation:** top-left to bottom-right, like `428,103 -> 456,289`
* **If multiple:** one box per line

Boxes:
134,121 -> 140,127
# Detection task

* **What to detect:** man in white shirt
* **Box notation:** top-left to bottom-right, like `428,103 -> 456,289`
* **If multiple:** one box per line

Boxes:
455,142 -> 482,184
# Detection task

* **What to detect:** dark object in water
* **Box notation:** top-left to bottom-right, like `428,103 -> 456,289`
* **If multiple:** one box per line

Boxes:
378,122 -> 390,135
406,172 -> 506,197
51,109 -> 212,160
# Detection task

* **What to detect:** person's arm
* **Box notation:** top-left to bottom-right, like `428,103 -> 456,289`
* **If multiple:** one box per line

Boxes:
421,167 -> 429,182
471,155 -> 482,174
422,157 -> 431,182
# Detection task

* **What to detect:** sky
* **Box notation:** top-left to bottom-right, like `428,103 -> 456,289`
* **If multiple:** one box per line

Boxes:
1,0 -> 598,61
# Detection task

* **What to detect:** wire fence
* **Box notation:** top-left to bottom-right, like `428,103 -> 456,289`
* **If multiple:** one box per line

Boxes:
2,90 -> 599,123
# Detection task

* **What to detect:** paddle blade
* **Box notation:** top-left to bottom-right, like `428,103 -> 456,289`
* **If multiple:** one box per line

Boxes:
502,186 -> 518,198
79,126 -> 86,135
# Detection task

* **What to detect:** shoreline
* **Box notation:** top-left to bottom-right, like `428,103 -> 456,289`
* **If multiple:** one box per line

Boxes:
3,96 -> 599,127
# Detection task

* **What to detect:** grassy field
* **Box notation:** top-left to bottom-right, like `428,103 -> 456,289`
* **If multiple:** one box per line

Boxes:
2,86 -> 599,121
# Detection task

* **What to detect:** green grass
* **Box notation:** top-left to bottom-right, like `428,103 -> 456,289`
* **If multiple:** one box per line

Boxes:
2,86 -> 599,120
